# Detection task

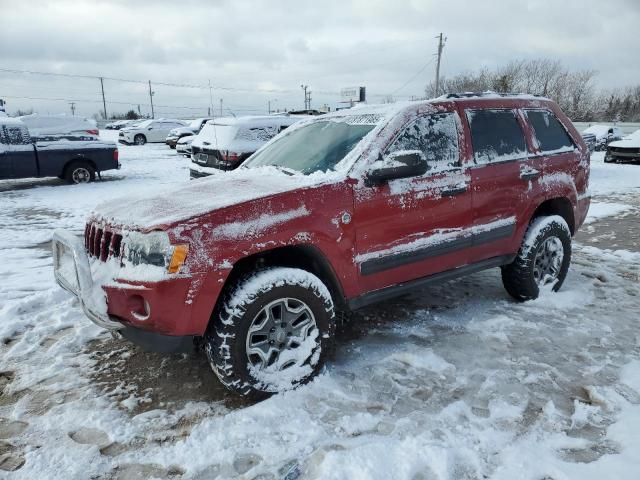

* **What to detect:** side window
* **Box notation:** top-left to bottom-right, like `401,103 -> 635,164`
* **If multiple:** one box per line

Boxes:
4,126 -> 31,145
525,110 -> 575,154
466,109 -> 526,164
386,112 -> 460,171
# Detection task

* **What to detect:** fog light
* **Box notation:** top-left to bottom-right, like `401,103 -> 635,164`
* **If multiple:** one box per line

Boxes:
128,294 -> 150,321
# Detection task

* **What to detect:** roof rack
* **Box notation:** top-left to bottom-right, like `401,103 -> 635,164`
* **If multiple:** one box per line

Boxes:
443,91 -> 543,99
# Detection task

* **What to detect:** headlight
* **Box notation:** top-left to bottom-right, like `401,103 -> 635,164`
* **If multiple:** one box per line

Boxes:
124,231 -> 189,273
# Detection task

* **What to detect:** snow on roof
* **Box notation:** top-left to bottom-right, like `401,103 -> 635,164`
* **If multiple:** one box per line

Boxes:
205,115 -> 307,127
582,125 -> 613,137
0,116 -> 26,126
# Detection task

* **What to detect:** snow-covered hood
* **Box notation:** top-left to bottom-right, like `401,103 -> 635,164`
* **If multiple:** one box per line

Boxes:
92,167 -> 336,230
169,126 -> 196,136
609,131 -> 640,149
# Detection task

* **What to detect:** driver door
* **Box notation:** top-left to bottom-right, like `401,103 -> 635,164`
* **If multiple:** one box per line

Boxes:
353,111 -> 473,293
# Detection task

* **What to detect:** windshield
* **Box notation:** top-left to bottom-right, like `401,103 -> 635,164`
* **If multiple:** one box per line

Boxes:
244,120 -> 375,174
189,119 -> 203,129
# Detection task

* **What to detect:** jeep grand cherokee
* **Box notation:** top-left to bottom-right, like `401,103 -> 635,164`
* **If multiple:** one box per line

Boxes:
53,93 -> 590,396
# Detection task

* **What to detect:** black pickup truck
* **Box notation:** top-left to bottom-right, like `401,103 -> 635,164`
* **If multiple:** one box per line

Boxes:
0,118 -> 119,183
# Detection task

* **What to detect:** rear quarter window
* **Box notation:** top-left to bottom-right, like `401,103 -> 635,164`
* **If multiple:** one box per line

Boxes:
236,126 -> 279,142
3,125 -> 31,145
525,110 -> 575,154
466,109 -> 526,164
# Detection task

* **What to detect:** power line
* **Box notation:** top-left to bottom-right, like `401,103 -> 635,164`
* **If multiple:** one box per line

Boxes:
391,57 -> 436,96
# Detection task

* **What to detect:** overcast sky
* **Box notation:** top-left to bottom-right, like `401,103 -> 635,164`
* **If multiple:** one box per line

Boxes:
1,0 -> 638,118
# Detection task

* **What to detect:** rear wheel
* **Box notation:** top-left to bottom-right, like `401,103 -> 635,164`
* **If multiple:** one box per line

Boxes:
205,268 -> 335,397
501,215 -> 571,301
64,161 -> 96,184
134,134 -> 146,145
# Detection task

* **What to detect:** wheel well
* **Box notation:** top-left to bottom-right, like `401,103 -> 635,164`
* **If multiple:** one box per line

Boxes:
531,197 -> 575,234
221,245 -> 347,311
63,157 -> 96,175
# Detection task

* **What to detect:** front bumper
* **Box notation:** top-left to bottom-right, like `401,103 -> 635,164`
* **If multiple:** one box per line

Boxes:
52,229 -> 122,330
52,229 -> 211,352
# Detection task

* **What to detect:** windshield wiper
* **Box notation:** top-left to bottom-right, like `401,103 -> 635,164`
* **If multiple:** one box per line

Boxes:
272,166 -> 297,176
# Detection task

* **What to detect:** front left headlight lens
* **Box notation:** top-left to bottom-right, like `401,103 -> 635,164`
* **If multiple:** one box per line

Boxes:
124,231 -> 189,273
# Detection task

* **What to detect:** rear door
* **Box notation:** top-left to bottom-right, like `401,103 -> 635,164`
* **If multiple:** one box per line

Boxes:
462,108 -> 538,262
353,111 -> 473,293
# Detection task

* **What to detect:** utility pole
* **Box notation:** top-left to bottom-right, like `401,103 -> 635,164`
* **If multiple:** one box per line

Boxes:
301,84 -> 311,110
434,33 -> 446,97
69,102 -> 76,116
208,80 -> 214,118
219,98 -> 223,116
99,77 -> 107,119
148,80 -> 155,119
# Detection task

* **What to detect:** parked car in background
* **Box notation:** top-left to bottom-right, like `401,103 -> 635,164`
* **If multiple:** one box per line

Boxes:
105,120 -> 135,130
190,114 -> 309,177
581,132 -> 597,152
165,118 -> 212,148
176,135 -> 194,157
0,117 -> 119,183
582,124 -> 624,151
19,113 -> 99,140
118,118 -> 187,145
605,129 -> 640,164
53,94 -> 590,396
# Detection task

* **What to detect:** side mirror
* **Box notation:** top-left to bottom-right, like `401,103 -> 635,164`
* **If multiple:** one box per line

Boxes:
365,150 -> 428,186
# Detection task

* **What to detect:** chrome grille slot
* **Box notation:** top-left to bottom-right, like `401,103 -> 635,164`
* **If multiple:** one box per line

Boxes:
83,223 -> 124,262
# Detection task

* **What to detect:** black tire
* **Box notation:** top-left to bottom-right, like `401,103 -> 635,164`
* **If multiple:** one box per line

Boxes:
169,144 -> 176,149
501,215 -> 572,301
64,161 -> 96,184
205,268 -> 335,397
134,134 -> 146,145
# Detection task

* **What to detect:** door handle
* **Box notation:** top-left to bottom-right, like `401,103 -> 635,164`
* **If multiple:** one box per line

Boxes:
520,168 -> 541,181
441,185 -> 468,197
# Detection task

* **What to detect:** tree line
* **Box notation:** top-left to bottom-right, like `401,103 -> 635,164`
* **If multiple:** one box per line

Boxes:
424,59 -> 640,122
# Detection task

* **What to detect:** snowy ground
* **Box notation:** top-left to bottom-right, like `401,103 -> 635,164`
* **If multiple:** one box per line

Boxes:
0,137 -> 639,479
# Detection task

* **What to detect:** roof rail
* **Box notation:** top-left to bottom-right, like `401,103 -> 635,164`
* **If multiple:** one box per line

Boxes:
443,91 -> 543,99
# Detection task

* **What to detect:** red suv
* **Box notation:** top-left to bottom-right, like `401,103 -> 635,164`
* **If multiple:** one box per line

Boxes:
53,93 -> 590,396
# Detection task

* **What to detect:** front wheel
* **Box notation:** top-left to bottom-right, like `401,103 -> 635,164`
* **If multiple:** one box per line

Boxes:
205,268 -> 335,397
134,134 -> 146,145
501,215 -> 572,301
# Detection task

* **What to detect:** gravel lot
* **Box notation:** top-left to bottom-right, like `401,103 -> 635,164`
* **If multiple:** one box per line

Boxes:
0,135 -> 639,479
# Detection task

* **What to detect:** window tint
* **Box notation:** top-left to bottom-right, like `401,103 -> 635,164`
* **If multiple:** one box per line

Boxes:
3,126 -> 31,145
466,109 -> 526,164
526,110 -> 574,153
387,112 -> 459,170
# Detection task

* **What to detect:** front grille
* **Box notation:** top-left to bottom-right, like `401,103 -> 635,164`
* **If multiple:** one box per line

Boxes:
84,223 -> 124,262
609,146 -> 640,154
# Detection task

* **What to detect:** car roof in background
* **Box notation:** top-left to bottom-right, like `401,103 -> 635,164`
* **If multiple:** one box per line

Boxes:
204,115 -> 310,127
0,117 -> 27,127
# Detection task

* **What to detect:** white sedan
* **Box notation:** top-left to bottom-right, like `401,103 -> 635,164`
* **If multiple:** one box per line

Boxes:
118,118 -> 187,145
